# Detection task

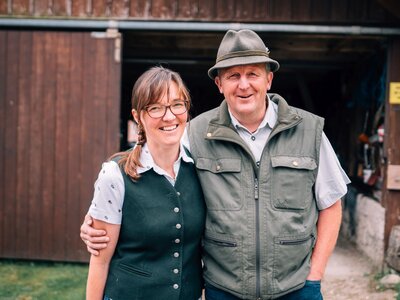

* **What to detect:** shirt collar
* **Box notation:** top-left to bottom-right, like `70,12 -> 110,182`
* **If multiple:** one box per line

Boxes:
136,142 -> 193,175
228,96 -> 278,133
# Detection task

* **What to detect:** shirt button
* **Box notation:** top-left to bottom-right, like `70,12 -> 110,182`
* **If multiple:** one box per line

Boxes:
173,268 -> 179,274
207,133 -> 212,137
175,238 -> 180,244
173,284 -> 179,289
292,161 -> 299,167
251,136 -> 256,141
256,161 -> 260,167
176,224 -> 182,229
174,207 -> 180,213
174,252 -> 179,258
176,192 -> 180,196
216,165 -> 221,171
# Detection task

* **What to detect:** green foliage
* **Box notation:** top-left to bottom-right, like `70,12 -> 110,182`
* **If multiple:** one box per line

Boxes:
0,259 -> 88,300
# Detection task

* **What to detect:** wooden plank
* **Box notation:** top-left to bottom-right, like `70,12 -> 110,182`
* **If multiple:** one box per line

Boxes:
347,0 -> 369,21
291,0 -> 312,22
12,0 -> 30,15
0,31 -> 7,256
52,32 -> 71,260
91,37 -> 108,189
177,0 -> 197,18
0,1 -> 7,14
38,32 -> 57,259
92,0 -> 106,17
129,0 -> 150,17
112,0 -> 130,17
15,31 -> 32,259
253,0 -> 268,20
214,0 -> 234,20
235,0 -> 253,20
269,0 -> 292,22
3,31 -> 19,257
52,0 -> 68,15
383,38 -> 400,250
66,32 -> 85,261
72,0 -> 86,17
330,0 -> 347,21
197,0 -> 214,19
310,0 -> 331,21
106,36 -> 122,155
151,0 -> 176,18
28,32 -> 44,258
33,0 -> 48,16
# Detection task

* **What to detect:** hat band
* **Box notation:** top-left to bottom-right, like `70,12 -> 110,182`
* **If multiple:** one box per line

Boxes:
216,50 -> 269,63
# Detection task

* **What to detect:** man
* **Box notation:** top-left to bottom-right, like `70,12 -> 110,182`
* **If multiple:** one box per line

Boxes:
81,29 -> 350,299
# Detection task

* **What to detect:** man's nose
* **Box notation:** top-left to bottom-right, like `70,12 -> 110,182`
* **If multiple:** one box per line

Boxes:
238,77 -> 250,89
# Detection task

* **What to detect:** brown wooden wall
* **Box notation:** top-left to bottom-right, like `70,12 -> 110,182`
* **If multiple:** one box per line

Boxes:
0,30 -> 121,262
0,0 -> 399,25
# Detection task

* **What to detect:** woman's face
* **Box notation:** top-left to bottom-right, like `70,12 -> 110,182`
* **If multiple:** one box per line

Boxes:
134,82 -> 188,151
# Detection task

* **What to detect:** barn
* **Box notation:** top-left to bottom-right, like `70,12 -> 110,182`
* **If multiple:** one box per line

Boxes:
0,0 -> 399,265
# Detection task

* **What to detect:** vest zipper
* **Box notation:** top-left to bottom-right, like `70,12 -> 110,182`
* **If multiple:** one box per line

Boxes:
255,176 -> 261,298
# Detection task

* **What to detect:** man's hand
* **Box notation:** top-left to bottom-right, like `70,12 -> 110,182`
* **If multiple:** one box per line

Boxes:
80,214 -> 110,256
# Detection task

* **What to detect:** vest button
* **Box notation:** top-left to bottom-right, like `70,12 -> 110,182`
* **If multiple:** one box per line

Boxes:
175,238 -> 180,244
173,284 -> 179,289
174,207 -> 180,213
176,224 -> 182,229
216,165 -> 221,171
173,252 -> 179,258
207,132 -> 212,137
176,191 -> 180,196
292,161 -> 299,167
173,268 -> 179,274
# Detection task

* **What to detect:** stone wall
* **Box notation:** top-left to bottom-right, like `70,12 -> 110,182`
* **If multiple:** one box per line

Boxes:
341,187 -> 385,267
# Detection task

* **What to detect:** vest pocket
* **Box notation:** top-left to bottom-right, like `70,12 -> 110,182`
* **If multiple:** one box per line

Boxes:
118,263 -> 152,277
202,231 -> 242,291
271,156 -> 317,210
272,234 -> 315,293
195,157 -> 243,210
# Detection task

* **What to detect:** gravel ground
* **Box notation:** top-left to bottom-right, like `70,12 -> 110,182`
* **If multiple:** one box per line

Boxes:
322,238 -> 397,300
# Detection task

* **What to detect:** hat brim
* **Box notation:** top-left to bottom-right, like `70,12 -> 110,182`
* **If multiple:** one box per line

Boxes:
208,56 -> 280,79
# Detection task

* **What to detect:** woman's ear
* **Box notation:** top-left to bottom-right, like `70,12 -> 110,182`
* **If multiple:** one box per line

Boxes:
132,109 -> 139,124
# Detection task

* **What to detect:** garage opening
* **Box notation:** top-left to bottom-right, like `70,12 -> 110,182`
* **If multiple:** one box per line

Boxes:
119,30 -> 388,181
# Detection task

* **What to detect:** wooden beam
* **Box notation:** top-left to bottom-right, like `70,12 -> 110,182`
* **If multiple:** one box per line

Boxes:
382,37 -> 400,251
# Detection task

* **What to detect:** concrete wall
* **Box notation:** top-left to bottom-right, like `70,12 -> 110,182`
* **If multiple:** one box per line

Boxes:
341,187 -> 386,267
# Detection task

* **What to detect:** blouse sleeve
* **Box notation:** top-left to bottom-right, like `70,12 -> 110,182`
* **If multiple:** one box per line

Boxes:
88,160 -> 125,224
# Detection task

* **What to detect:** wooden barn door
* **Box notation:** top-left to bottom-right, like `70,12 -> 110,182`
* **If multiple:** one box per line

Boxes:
0,30 -> 121,262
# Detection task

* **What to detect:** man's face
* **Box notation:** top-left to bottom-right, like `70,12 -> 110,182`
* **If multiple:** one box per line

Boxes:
215,63 -> 273,125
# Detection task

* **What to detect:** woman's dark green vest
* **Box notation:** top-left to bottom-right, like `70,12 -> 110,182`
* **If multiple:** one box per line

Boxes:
104,161 -> 205,300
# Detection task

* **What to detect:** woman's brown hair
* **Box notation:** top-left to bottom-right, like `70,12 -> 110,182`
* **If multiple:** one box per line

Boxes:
110,66 -> 191,180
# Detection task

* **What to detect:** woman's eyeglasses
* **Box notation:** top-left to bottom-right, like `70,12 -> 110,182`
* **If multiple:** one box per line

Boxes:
145,100 -> 189,119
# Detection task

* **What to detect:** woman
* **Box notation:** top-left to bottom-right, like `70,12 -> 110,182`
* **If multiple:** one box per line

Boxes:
86,66 -> 205,300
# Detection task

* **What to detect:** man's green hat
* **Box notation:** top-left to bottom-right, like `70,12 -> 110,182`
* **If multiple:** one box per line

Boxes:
208,29 -> 280,79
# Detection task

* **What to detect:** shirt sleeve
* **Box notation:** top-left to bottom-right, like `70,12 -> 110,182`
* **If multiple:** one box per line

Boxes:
315,132 -> 351,210
88,160 -> 125,224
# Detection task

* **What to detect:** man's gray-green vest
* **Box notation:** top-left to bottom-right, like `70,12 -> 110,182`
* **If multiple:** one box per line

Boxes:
104,160 -> 206,300
188,94 -> 324,299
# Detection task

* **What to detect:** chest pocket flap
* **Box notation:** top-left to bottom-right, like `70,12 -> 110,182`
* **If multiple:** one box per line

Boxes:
271,156 -> 317,170
196,158 -> 241,173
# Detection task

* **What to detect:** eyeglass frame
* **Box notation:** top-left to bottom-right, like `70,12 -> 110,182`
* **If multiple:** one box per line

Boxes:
144,100 -> 189,119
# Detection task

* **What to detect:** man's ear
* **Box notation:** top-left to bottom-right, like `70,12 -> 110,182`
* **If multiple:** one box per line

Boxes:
215,76 -> 223,94
267,72 -> 274,91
